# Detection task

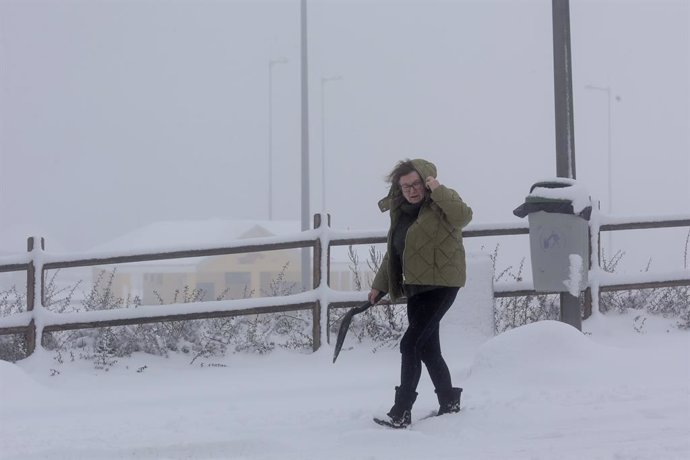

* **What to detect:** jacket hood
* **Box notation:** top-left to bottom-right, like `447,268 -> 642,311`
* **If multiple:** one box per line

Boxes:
410,158 -> 437,180
378,158 -> 438,212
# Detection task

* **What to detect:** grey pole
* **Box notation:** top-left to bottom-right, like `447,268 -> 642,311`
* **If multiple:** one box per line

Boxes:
552,0 -> 581,330
268,57 -> 287,220
300,0 -> 311,290
552,0 -> 576,180
320,75 -> 342,212
560,296 -> 582,331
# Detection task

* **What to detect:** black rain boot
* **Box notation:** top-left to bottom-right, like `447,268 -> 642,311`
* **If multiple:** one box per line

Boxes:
374,386 -> 418,428
436,387 -> 462,416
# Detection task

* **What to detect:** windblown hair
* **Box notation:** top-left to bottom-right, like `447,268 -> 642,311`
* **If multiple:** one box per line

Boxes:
385,159 -> 417,186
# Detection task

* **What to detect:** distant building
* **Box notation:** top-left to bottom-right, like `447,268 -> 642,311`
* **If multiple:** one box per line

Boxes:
89,219 -> 376,306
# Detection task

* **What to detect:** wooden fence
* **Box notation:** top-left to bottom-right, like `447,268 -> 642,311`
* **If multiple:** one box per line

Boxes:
1,213 -> 688,357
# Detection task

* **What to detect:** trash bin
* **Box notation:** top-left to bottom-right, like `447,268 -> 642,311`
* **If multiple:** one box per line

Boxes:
513,179 -> 592,294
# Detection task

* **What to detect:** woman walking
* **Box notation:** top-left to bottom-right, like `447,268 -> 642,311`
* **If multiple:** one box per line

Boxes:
369,158 -> 473,428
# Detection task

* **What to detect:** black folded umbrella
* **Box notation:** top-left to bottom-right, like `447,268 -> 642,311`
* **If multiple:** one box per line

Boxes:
332,292 -> 385,363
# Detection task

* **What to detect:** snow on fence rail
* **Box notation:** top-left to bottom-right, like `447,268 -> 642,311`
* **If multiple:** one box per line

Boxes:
1,213 -> 689,357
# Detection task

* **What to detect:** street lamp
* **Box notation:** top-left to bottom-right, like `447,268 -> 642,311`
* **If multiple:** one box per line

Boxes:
268,57 -> 288,220
320,75 -> 342,212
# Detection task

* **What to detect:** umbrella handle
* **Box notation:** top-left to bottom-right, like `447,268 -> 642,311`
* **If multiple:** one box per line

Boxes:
355,291 -> 386,313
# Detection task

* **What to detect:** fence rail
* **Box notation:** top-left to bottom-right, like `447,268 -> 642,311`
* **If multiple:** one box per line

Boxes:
42,239 -> 318,271
0,262 -> 29,274
41,302 -> 317,333
1,213 -> 688,357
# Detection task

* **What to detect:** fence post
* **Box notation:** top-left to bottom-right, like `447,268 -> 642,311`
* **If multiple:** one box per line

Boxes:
25,236 -> 45,356
311,214 -> 324,351
313,214 -> 323,290
583,226 -> 594,319
583,287 -> 593,318
594,205 -> 602,316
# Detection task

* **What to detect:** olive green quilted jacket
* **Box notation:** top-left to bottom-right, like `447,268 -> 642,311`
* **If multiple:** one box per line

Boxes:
372,159 -> 473,301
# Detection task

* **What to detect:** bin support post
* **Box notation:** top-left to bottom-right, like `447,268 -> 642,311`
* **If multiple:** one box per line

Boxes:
552,0 -> 576,179
560,293 -> 582,331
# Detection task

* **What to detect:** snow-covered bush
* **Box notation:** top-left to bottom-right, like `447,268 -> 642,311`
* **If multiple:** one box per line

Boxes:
487,245 -> 560,333
490,243 -> 690,333
598,244 -> 690,329
0,285 -> 27,361
38,263 -> 313,366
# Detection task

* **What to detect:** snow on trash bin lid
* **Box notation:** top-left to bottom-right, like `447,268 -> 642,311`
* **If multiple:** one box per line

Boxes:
513,178 -> 592,219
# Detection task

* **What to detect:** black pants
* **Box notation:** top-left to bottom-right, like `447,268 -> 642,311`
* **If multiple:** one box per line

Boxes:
399,286 -> 459,393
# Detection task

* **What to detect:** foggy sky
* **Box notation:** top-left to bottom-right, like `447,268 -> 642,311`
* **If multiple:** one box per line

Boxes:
1,0 -> 688,269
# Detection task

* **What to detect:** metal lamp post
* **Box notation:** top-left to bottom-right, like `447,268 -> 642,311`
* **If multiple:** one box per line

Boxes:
300,0 -> 310,292
552,0 -> 580,330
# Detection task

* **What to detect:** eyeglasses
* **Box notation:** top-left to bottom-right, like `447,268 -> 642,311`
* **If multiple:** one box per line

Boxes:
400,180 -> 424,193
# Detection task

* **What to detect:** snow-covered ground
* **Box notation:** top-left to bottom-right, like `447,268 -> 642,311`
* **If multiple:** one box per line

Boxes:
1,309 -> 688,460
